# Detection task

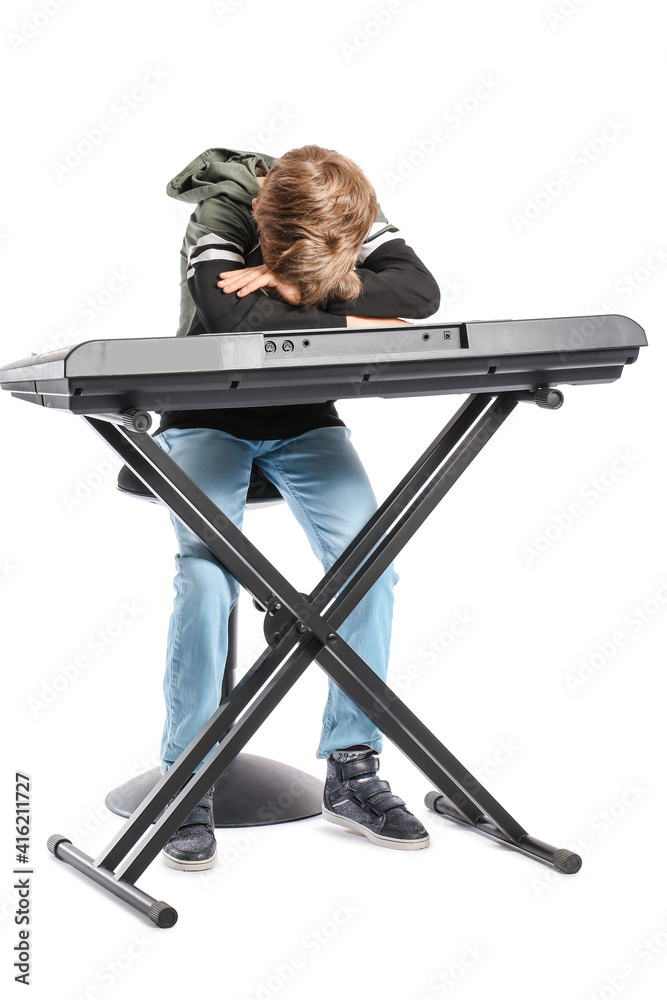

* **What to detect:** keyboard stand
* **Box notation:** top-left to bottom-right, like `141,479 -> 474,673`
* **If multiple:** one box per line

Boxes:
47,390 -> 582,928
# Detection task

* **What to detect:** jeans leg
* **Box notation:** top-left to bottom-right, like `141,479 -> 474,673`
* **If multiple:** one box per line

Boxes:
255,427 -> 400,759
153,428 -> 255,775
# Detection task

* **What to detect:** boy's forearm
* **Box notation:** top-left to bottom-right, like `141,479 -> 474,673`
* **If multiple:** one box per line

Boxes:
190,260 -> 345,333
324,239 -> 441,320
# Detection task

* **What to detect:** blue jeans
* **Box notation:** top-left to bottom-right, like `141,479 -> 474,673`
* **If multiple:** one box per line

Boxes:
153,425 -> 400,774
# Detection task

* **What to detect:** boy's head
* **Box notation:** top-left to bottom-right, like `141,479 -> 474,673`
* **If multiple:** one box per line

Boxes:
251,145 -> 378,309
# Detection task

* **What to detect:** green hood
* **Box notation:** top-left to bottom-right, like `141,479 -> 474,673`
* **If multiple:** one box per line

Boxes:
168,147 -> 277,337
166,147 -> 277,207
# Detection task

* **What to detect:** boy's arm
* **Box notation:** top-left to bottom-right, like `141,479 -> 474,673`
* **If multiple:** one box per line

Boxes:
186,183 -> 350,333
322,210 -> 441,321
189,196 -> 434,330
187,233 -> 349,333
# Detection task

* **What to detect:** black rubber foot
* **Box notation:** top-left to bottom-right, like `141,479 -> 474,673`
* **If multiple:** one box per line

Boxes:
424,790 -> 471,824
149,901 -> 178,928
424,791 -> 440,812
553,848 -> 582,873
47,834 -> 71,858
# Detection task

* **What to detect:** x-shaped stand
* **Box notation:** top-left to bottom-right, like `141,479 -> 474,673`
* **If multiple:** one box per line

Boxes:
47,391 -> 582,928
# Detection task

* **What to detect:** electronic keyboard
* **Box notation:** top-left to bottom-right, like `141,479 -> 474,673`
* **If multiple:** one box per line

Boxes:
0,314 -> 646,415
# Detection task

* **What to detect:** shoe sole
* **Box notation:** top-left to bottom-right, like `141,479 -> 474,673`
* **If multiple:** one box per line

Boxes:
162,846 -> 218,871
322,807 -> 429,851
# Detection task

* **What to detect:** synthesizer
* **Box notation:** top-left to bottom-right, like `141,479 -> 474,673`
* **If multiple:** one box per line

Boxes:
0,314 -> 646,415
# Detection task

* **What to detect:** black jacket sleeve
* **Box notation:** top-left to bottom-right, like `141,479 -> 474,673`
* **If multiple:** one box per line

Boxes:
322,238 -> 441,320
187,256 -> 347,333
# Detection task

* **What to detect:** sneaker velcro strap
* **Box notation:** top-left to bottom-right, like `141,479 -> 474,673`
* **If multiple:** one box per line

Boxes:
182,802 -> 213,828
174,786 -> 215,828
352,779 -> 391,804
366,794 -> 405,815
340,755 -> 380,781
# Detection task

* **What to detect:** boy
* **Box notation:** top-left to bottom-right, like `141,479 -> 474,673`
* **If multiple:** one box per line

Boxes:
154,145 -> 441,870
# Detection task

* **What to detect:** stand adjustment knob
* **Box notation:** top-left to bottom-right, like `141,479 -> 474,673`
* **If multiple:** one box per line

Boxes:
534,387 -> 564,409
122,408 -> 152,432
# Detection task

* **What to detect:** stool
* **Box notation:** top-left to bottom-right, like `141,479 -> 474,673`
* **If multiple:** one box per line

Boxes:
105,449 -> 323,827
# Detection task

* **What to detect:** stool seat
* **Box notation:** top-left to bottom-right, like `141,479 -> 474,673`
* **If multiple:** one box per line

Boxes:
117,459 -> 284,508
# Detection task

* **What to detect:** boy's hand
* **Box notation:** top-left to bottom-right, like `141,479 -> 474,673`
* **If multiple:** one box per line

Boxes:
218,265 -> 302,306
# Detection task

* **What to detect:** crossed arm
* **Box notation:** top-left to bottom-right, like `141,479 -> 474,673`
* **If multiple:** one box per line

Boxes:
212,174 -> 436,327
217,265 -> 412,327
186,194 -> 440,333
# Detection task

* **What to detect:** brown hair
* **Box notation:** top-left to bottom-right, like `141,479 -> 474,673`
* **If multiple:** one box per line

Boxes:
252,145 -> 378,310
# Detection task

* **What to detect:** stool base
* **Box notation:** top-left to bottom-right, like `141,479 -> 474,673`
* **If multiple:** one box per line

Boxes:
105,753 -> 323,827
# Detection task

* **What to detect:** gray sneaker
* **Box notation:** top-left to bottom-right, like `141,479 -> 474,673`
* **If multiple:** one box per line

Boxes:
322,751 -> 429,851
161,784 -> 217,871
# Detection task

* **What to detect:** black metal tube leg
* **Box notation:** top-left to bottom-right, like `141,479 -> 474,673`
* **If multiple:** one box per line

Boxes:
424,794 -> 582,873
47,836 -> 178,927
518,835 -> 582,873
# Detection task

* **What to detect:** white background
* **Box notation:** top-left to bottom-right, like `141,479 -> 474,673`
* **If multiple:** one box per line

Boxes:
1,1 -> 665,998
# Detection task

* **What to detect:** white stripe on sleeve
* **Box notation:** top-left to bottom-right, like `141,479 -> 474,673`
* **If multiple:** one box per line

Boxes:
357,228 -> 403,263
188,247 -> 245,267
